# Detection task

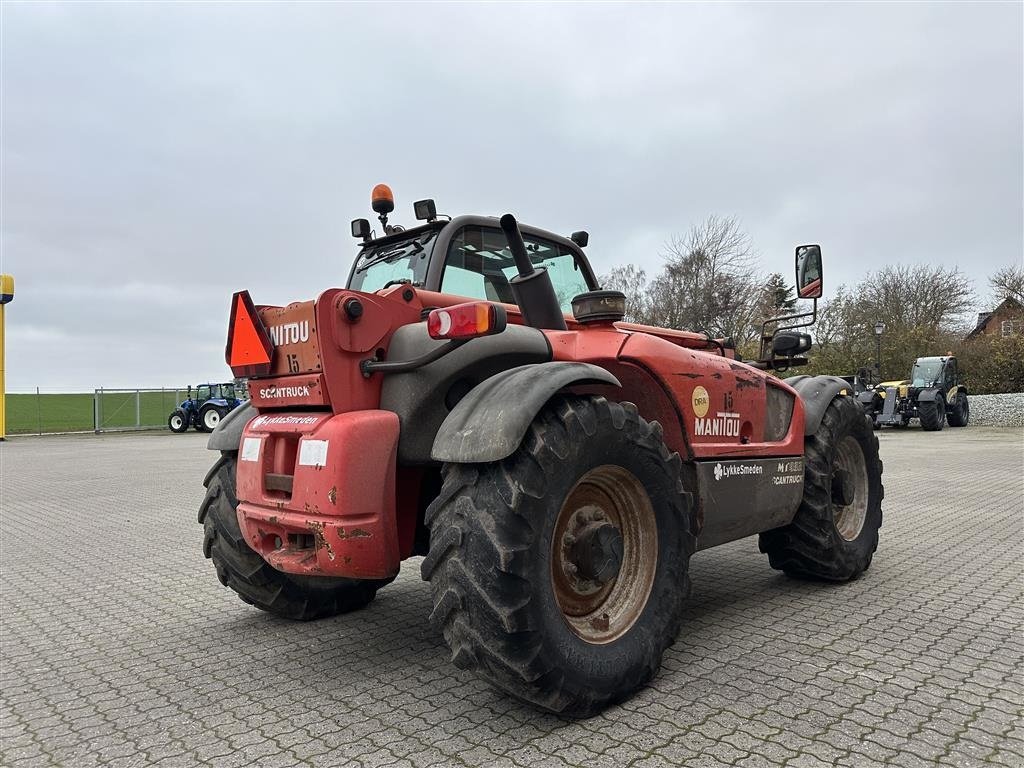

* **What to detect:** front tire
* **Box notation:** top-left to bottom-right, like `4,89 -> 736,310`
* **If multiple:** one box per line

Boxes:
198,453 -> 384,620
421,396 -> 695,716
759,395 -> 883,581
168,410 -> 189,433
919,395 -> 945,431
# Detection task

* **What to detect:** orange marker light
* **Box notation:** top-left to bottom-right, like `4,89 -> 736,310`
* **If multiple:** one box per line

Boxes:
427,302 -> 507,340
371,183 -> 395,214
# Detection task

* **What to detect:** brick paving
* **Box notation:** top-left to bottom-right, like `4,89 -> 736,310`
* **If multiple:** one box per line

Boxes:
1,426 -> 1022,767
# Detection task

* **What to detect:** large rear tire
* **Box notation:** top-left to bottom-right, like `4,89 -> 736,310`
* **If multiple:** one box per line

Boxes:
199,405 -> 227,433
759,395 -> 883,581
199,453 -> 385,620
421,396 -> 695,716
947,391 -> 969,427
919,395 -> 945,431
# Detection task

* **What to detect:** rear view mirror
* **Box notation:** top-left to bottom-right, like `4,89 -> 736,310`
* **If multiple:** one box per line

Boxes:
795,244 -> 823,299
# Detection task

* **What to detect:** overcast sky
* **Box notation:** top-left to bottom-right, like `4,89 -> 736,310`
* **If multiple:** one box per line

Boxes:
1,2 -> 1021,391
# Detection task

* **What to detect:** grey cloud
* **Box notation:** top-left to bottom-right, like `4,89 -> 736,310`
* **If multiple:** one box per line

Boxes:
1,2 -> 1020,390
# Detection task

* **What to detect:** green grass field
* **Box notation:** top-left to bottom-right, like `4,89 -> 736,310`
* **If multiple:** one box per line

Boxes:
5,390 -> 188,434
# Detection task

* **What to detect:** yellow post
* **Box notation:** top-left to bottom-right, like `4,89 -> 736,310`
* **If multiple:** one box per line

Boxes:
0,274 -> 14,441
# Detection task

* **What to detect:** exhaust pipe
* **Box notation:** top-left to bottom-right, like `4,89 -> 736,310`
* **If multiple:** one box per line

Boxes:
500,213 -> 567,331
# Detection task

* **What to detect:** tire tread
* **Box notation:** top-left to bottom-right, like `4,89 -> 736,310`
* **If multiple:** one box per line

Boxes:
422,395 -> 695,716
759,396 -> 884,581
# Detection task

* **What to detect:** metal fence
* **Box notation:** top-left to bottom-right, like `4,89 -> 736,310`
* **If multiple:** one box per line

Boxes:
93,388 -> 192,433
5,388 -> 190,435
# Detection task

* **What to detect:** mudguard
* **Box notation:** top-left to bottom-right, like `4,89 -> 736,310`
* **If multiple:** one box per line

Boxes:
207,400 -> 254,451
784,374 -> 853,436
380,323 -> 552,464
431,362 -> 621,463
916,388 -> 941,403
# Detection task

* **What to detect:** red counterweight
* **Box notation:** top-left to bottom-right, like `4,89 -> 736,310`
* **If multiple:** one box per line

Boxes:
234,410 -> 401,579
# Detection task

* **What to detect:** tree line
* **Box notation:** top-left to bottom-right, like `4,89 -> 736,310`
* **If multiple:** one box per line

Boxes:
601,216 -> 1024,394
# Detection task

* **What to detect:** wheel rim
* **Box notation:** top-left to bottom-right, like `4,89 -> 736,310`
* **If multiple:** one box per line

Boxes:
204,411 -> 220,429
171,415 -> 183,430
832,436 -> 869,541
550,465 -> 657,644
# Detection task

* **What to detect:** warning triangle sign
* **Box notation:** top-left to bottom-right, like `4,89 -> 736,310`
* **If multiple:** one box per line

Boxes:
225,291 -> 273,377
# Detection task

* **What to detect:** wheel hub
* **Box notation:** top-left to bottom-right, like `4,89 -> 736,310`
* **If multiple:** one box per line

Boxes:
832,436 -> 869,541
831,468 -> 855,507
557,505 -> 618,604
570,517 -> 624,585
551,466 -> 658,644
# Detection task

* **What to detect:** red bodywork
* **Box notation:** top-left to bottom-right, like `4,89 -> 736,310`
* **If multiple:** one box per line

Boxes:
236,410 -> 399,578
232,286 -> 805,580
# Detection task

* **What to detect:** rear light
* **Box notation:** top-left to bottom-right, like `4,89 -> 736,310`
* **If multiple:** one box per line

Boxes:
427,302 -> 507,340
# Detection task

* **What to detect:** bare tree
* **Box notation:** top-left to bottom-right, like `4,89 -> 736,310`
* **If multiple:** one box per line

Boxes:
854,264 -> 974,333
989,264 -> 1024,305
805,265 -> 974,379
646,215 -> 763,342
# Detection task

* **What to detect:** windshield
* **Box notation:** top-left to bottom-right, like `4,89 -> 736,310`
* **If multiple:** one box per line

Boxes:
910,360 -> 942,386
347,230 -> 437,292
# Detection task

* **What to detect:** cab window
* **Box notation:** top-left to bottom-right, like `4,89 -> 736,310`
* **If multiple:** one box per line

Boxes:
196,386 -> 212,401
910,360 -> 941,386
441,226 -> 591,312
347,230 -> 437,292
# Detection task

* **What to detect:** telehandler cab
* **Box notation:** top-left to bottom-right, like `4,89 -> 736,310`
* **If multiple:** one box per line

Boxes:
199,186 -> 884,715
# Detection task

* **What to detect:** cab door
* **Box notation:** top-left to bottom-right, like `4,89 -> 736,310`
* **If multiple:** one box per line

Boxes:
943,359 -> 957,392
196,385 -> 212,406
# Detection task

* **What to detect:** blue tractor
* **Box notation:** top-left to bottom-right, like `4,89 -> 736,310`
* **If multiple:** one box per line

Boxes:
168,382 -> 246,433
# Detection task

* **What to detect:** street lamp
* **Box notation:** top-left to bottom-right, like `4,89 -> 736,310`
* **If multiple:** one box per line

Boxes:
874,321 -> 886,381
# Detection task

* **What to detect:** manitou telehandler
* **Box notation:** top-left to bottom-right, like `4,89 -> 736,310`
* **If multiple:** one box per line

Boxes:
858,355 -> 969,431
198,186 -> 883,715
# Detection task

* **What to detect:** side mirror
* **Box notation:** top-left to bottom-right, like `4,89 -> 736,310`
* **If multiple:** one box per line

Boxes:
795,244 -> 823,299
773,331 -> 812,357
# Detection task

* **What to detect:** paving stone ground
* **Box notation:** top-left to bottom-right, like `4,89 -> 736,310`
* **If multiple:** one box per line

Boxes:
1,426 -> 1022,768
